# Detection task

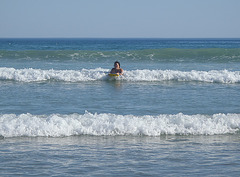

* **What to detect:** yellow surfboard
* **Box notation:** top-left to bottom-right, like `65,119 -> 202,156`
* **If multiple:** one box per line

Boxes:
108,73 -> 119,77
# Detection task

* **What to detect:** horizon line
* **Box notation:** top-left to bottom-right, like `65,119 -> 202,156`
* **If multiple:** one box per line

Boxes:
1,37 -> 240,39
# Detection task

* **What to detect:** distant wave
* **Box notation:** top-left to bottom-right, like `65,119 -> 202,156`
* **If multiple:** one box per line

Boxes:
0,112 -> 239,137
1,48 -> 240,62
0,67 -> 240,83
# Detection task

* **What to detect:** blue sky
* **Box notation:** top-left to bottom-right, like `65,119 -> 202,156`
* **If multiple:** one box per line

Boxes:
1,0 -> 240,38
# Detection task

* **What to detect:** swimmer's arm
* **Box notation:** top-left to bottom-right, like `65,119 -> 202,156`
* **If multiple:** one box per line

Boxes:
119,69 -> 124,75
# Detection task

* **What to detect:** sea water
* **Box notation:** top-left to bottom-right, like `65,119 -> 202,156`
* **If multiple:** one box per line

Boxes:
0,38 -> 240,176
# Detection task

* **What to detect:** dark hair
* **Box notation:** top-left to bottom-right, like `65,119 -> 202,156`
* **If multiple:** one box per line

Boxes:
114,61 -> 120,67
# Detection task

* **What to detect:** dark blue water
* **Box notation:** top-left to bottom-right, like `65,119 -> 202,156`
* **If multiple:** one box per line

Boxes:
1,38 -> 240,50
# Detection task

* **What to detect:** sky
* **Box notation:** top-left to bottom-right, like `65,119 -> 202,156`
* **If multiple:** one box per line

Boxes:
0,0 -> 240,38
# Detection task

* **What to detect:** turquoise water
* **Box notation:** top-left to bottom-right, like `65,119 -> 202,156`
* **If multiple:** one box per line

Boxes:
0,38 -> 240,176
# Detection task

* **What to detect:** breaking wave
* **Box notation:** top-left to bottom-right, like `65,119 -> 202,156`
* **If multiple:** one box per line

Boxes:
0,67 -> 240,83
0,112 -> 239,137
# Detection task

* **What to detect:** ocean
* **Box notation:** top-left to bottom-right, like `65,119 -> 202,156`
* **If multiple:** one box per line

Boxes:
0,38 -> 240,176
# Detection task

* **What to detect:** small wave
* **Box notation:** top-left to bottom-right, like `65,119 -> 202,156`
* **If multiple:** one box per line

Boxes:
0,67 -> 240,83
1,48 -> 240,62
0,112 -> 239,137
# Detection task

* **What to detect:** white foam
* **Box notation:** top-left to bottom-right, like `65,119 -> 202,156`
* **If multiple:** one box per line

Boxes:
0,67 -> 240,83
0,112 -> 239,137
124,69 -> 240,83
0,67 -> 109,82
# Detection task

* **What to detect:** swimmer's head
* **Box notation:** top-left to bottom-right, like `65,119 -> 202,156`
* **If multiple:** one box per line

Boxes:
114,61 -> 120,67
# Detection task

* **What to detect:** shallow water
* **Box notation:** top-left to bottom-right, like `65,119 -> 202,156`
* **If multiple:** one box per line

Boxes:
1,135 -> 240,176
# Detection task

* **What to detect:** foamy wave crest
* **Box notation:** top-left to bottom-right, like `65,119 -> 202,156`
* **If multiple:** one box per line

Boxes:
0,112 -> 239,137
0,67 -> 109,82
0,67 -> 240,83
126,69 -> 240,83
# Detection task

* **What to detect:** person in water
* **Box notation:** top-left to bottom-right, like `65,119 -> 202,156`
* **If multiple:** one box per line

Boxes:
110,61 -> 124,75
